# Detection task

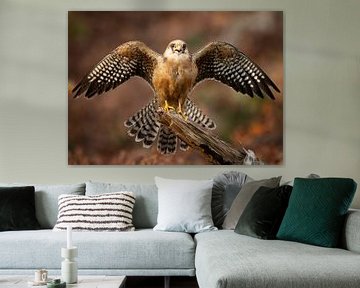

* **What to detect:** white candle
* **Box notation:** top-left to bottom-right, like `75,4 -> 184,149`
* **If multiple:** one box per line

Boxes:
67,225 -> 72,249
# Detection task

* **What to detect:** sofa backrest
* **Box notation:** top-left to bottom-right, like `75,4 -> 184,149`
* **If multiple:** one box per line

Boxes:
86,181 -> 158,229
0,182 -> 86,228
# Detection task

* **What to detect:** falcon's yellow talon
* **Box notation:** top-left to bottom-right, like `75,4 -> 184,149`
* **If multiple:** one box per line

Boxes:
177,101 -> 188,121
164,100 -> 176,112
177,110 -> 188,121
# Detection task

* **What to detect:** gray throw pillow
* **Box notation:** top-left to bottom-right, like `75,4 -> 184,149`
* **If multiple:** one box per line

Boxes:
222,176 -> 281,230
153,177 -> 217,233
212,171 -> 252,228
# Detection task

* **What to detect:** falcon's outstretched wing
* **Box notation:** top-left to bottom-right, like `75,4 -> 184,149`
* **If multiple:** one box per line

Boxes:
72,41 -> 160,98
193,41 -> 280,99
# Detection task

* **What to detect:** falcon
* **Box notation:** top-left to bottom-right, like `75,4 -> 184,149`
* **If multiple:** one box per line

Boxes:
72,40 -> 280,154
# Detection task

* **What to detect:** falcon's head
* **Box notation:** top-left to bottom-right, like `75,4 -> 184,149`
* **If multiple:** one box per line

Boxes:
163,40 -> 189,58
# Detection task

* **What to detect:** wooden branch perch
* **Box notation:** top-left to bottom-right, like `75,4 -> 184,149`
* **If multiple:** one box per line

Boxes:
157,109 -> 263,165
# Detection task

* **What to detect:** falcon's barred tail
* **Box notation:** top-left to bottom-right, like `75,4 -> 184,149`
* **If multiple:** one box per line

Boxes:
124,99 -> 216,154
124,99 -> 160,148
157,126 -> 177,154
184,99 -> 216,130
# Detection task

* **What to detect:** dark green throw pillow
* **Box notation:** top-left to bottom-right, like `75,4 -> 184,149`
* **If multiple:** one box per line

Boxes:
235,185 -> 292,239
0,186 -> 41,231
277,178 -> 357,247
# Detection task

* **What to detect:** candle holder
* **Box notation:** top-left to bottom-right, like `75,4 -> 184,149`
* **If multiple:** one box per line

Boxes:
61,247 -> 78,284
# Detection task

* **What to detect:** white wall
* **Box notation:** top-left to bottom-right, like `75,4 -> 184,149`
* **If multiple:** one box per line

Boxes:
0,0 -> 359,208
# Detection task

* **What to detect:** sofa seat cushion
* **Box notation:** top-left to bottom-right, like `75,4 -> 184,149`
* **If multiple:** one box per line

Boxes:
195,230 -> 360,288
0,229 -> 195,271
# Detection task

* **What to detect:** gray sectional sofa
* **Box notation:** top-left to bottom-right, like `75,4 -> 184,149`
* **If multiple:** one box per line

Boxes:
0,181 -> 360,288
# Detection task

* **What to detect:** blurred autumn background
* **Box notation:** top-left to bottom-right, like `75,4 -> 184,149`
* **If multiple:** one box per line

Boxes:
68,11 -> 283,165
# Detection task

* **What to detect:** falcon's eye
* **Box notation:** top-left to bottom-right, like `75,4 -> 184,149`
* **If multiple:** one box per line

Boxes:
170,43 -> 175,49
182,43 -> 186,50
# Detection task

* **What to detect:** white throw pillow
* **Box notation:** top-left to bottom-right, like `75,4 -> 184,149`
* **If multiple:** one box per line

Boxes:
153,177 -> 217,233
53,192 -> 135,231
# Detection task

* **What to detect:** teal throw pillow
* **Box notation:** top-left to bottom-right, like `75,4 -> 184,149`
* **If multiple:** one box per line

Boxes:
277,177 -> 357,247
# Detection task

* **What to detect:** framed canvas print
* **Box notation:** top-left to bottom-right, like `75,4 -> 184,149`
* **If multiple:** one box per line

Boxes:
68,11 -> 283,165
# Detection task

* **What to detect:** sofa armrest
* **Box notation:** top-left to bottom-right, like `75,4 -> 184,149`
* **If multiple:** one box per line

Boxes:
342,209 -> 360,253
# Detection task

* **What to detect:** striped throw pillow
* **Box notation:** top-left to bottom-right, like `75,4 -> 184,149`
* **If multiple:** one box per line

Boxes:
53,192 -> 135,231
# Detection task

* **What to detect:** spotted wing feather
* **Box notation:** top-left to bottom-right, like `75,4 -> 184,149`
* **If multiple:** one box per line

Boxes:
72,41 -> 159,98
193,41 -> 280,99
